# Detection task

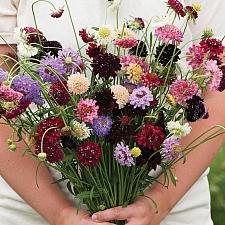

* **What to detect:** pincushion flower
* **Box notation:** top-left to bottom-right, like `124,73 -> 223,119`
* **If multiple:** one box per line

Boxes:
42,40 -> 62,57
79,29 -> 95,43
205,60 -> 223,91
167,0 -> 186,17
114,142 -> 134,167
111,85 -> 129,109
17,42 -> 38,58
218,66 -> 225,92
0,68 -> 8,83
167,121 -> 191,138
163,137 -> 181,160
170,80 -> 199,106
142,72 -> 164,87
77,141 -> 102,167
131,147 -> 142,158
67,72 -> 90,95
0,85 -> 23,102
126,63 -> 143,84
71,120 -> 91,140
155,25 -> 183,45
95,25 -> 115,44
129,86 -> 154,109
76,98 -> 99,124
126,17 -> 145,31
200,38 -> 224,56
50,7 -> 64,18
92,115 -> 113,137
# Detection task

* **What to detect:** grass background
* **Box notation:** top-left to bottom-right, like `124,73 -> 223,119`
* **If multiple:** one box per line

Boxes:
208,143 -> 225,225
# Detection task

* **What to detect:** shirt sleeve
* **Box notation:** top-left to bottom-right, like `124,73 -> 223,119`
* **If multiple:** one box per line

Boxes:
185,0 -> 225,42
0,0 -> 20,44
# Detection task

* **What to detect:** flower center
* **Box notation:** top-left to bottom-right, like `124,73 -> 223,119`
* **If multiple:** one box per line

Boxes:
65,56 -> 73,64
98,27 -> 111,38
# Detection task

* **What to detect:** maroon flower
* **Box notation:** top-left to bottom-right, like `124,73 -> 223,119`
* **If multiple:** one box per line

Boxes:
23,27 -> 46,44
49,81 -> 71,106
77,141 -> 102,167
86,43 -> 103,58
79,29 -> 94,43
142,72 -> 164,87
137,122 -> 165,151
168,0 -> 186,17
51,8 -> 64,18
134,17 -> 145,30
185,6 -> 198,19
218,66 -> 225,92
200,38 -> 224,57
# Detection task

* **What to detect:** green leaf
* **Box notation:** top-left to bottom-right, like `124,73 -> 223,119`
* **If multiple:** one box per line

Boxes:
169,168 -> 177,186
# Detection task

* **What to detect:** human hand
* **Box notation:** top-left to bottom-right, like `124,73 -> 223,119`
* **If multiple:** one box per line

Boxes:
91,196 -> 166,225
54,206 -> 115,225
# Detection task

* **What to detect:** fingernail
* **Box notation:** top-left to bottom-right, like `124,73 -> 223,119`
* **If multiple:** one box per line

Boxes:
92,214 -> 98,221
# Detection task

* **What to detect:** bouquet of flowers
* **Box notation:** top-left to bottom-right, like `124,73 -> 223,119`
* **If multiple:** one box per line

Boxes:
0,0 -> 225,224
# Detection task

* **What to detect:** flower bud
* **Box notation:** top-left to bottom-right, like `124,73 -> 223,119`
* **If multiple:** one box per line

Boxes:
38,152 -> 47,161
9,144 -> 16,152
7,138 -> 13,145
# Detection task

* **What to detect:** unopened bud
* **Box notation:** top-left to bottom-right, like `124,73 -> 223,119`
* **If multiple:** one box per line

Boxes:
38,152 -> 47,161
9,144 -> 16,152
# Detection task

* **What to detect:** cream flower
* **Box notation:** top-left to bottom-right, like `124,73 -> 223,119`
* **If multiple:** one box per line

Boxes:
111,85 -> 129,109
71,120 -> 91,140
67,72 -> 90,95
167,121 -> 192,138
17,43 -> 38,58
95,25 -> 115,44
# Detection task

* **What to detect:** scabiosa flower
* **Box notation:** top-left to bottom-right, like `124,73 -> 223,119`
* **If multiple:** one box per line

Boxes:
67,72 -> 90,95
86,43 -> 103,58
126,63 -> 144,84
137,122 -> 165,151
200,38 -> 224,57
58,48 -> 83,73
218,66 -> 225,92
23,27 -> 46,44
49,81 -> 71,105
131,147 -> 142,158
17,42 -> 39,58
114,142 -> 134,167
0,68 -> 8,83
155,25 -> 183,45
76,98 -> 99,124
38,56 -> 67,83
42,40 -> 62,57
170,80 -> 199,106
92,53 -> 121,79
163,137 -> 181,160
12,74 -> 44,106
205,60 -> 223,91
71,120 -> 91,140
79,29 -> 95,43
186,44 -> 205,69
126,17 -> 145,31
185,6 -> 198,20
129,86 -> 153,109
111,85 -> 129,109
166,121 -> 191,138
77,141 -> 102,167
155,44 -> 181,66
4,100 -> 31,119
0,85 -> 23,102
95,25 -> 115,44
129,40 -> 148,58
142,72 -> 164,87
168,0 -> 186,17
50,7 -> 64,18
186,95 -> 207,122
92,115 -> 113,137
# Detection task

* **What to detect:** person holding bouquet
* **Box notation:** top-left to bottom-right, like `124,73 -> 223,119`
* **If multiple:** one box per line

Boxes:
0,0 -> 225,225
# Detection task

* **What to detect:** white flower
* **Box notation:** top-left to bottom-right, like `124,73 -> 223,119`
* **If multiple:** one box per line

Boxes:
17,43 -> 38,58
71,120 -> 91,140
167,121 -> 192,138
95,25 -> 116,44
108,0 -> 122,11
14,27 -> 27,44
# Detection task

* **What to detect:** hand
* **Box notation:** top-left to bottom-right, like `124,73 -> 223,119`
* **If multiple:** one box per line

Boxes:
91,196 -> 164,225
54,206 -> 115,225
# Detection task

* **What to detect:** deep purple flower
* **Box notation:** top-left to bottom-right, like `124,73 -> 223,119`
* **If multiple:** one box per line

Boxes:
38,56 -> 67,83
0,68 -> 8,83
114,142 -> 134,167
163,137 -> 181,160
12,74 -> 44,105
92,116 -> 113,137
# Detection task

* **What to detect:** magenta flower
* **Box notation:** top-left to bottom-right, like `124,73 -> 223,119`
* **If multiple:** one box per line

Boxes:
0,85 -> 23,102
186,45 -> 205,69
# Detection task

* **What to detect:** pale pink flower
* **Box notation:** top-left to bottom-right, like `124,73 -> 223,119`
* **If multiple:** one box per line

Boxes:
186,45 -> 205,69
0,85 -> 23,102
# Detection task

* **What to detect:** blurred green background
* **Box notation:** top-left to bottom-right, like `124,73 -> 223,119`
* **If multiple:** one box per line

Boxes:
208,143 -> 225,225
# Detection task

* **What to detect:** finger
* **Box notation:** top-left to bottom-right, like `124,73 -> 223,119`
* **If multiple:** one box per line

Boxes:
92,206 -> 132,222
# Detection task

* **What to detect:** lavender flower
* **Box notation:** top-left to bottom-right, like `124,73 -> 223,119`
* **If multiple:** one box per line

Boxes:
163,137 -> 181,161
129,86 -> 153,109
0,68 -> 8,83
114,142 -> 134,167
92,116 -> 113,137
58,48 -> 83,73
37,56 -> 67,83
12,74 -> 44,105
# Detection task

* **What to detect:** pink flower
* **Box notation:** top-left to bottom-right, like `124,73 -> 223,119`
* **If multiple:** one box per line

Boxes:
186,45 -> 205,69
205,60 -> 223,91
51,8 -> 64,18
76,98 -> 99,124
155,25 -> 183,45
115,38 -> 138,49
0,85 -> 23,102
170,80 -> 199,106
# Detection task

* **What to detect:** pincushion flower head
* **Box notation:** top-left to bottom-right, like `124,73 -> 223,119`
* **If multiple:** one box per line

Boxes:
166,121 -> 191,138
92,115 -> 113,137
167,0 -> 186,17
0,85 -> 23,102
0,68 -> 8,83
114,142 -> 134,167
79,29 -> 95,43
77,141 -> 102,167
200,38 -> 224,57
142,72 -> 164,87
67,72 -> 90,95
126,17 -> 145,31
170,80 -> 199,106
50,7 -> 64,18
126,63 -> 144,84
205,60 -> 223,91
155,25 -> 183,45
17,42 -> 39,58
76,98 -> 99,124
95,25 -> 115,44
111,85 -> 129,109
115,28 -> 138,49
163,137 -> 181,161
129,86 -> 154,109
70,120 -> 91,140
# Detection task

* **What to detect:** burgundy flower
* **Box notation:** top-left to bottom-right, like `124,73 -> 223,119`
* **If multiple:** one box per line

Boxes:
168,0 -> 186,17
23,27 -> 46,44
137,122 -> 165,151
51,8 -> 64,18
142,72 -> 164,87
185,6 -> 198,19
218,66 -> 225,92
79,29 -> 94,43
200,38 -> 224,57
86,43 -> 103,58
77,141 -> 102,167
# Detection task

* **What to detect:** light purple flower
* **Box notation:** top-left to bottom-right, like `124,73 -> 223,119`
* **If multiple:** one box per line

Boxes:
163,137 -> 181,161
12,74 -> 44,105
92,115 -> 113,137
129,86 -> 153,109
114,142 -> 134,167
37,56 -> 67,84
0,68 -> 8,83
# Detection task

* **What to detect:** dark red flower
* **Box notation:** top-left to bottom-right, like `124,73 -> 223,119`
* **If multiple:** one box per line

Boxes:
142,72 -> 164,87
23,27 -> 46,44
49,81 -> 71,105
79,29 -> 94,43
51,8 -> 64,18
200,38 -> 224,57
137,122 -> 165,151
77,141 -> 102,167
168,0 -> 186,17
185,6 -> 198,19
86,43 -> 102,58
134,17 -> 145,30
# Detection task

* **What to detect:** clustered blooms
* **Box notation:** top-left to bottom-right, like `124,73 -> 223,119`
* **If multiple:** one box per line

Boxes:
167,0 -> 186,17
